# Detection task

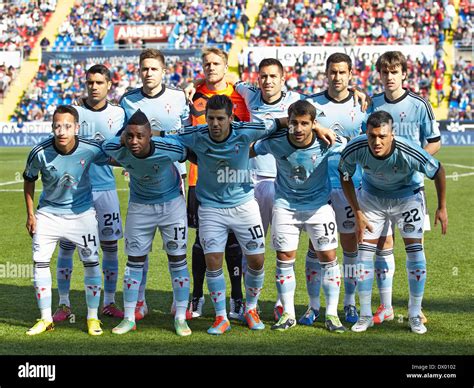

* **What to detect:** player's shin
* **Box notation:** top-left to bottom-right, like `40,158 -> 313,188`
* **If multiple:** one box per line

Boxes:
83,261 -> 101,319
206,267 -> 227,318
342,251 -> 358,307
244,265 -> 264,312
102,241 -> 119,305
57,240 -> 75,307
305,250 -> 322,310
320,258 -> 341,317
357,243 -> 377,317
405,243 -> 426,318
137,255 -> 149,303
34,262 -> 53,321
123,261 -> 144,322
169,259 -> 190,320
375,249 -> 395,308
275,258 -> 296,317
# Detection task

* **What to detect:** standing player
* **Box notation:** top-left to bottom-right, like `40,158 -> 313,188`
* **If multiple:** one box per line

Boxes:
252,100 -> 347,333
339,111 -> 447,334
177,95 -> 284,335
53,64 -> 126,323
24,105 -> 108,336
120,48 -> 191,321
234,58 -> 303,318
301,53 -> 368,326
102,110 -> 192,336
370,51 -> 441,325
186,47 -> 249,320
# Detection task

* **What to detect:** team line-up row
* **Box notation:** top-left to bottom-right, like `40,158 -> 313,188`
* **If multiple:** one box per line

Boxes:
23,47 -> 447,337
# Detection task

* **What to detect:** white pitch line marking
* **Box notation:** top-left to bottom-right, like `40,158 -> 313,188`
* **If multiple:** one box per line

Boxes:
443,163 -> 474,170
0,180 -> 22,186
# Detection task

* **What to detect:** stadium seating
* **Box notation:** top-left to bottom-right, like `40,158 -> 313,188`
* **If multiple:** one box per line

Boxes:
52,1 -> 244,51
241,0 -> 464,115
0,1 -> 55,99
14,57 -> 203,121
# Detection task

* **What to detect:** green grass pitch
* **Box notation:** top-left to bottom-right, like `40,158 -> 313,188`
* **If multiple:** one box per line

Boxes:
0,146 -> 472,355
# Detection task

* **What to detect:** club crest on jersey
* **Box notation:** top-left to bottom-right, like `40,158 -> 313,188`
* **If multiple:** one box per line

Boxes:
350,109 -> 356,122
80,159 -> 86,168
234,144 -> 240,154
153,164 -> 159,173
165,103 -> 172,114
311,153 -> 317,164
108,117 -> 113,129
400,112 -> 407,121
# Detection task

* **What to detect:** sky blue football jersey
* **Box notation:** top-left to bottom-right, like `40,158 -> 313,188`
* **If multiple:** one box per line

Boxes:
75,100 -> 125,191
102,136 -> 186,205
175,120 -> 278,208
371,89 -> 440,188
23,137 -> 109,214
120,85 -> 191,176
338,135 -> 440,199
305,90 -> 367,190
236,82 -> 303,178
254,131 -> 347,211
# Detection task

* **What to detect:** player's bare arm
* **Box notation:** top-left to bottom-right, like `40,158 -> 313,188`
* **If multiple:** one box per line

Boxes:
424,140 -> 441,156
23,180 -> 36,237
433,164 -> 448,234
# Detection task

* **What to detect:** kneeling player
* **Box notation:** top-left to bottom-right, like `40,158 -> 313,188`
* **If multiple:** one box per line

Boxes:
102,110 -> 192,337
24,105 -> 108,336
252,100 -> 347,333
339,111 -> 448,334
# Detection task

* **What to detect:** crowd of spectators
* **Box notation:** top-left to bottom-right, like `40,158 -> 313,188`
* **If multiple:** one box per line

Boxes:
0,0 -> 56,100
53,0 -> 245,51
13,57 -> 202,121
447,58 -> 473,120
249,0 -> 453,47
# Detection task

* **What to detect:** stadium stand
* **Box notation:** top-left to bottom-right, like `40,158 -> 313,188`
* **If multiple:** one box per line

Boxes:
239,0 -> 470,119
0,1 -> 56,100
52,0 -> 245,51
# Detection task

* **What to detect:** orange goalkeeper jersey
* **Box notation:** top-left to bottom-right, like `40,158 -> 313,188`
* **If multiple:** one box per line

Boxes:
188,82 -> 250,187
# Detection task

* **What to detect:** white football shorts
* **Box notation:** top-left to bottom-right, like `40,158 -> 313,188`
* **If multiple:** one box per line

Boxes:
124,196 -> 188,257
32,208 -> 100,264
271,204 -> 339,252
198,198 -> 265,255
359,189 -> 425,240
92,190 -> 123,241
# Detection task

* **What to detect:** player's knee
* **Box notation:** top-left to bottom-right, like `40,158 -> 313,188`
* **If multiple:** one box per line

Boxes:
316,249 -> 337,262
276,251 -> 295,261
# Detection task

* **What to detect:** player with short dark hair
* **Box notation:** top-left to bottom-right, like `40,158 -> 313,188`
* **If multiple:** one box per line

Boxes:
24,105 -> 110,336
339,110 -> 448,334
251,100 -> 348,333
102,110 -> 192,336
177,94 -> 285,335
370,51 -> 441,325
119,49 -> 191,321
53,64 -> 126,323
301,53 -> 368,326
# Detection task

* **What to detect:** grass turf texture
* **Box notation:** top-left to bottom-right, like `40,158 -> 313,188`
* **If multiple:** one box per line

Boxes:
0,146 -> 472,355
